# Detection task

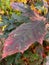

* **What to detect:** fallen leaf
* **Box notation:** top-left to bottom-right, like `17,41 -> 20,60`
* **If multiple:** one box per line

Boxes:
2,19 -> 46,58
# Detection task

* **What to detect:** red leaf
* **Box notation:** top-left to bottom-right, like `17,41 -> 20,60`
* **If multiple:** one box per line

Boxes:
2,19 -> 46,58
42,53 -> 46,58
46,46 -> 49,50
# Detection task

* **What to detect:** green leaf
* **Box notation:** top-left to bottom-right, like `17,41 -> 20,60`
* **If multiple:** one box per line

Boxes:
9,18 -> 15,24
5,54 -> 16,65
15,53 -> 22,65
7,24 -> 16,31
45,32 -> 49,41
11,13 -> 23,21
35,1 -> 43,10
0,35 -> 7,38
15,53 -> 22,60
0,22 -> 5,26
12,13 -> 31,23
0,0 -> 2,7
6,0 -> 10,8
15,22 -> 23,26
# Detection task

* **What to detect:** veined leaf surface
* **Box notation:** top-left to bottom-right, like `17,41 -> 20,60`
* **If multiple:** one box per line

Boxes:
2,20 -> 46,58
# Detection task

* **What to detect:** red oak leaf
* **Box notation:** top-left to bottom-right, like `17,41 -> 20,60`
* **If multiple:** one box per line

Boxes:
2,20 -> 47,58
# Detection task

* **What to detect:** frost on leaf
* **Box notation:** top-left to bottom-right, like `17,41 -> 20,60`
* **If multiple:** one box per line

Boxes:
2,19 -> 46,58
